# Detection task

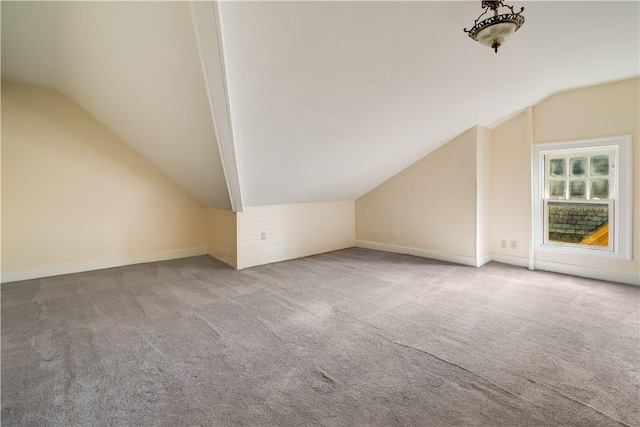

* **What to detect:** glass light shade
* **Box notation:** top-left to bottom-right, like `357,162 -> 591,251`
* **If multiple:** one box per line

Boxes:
464,1 -> 525,53
476,22 -> 517,49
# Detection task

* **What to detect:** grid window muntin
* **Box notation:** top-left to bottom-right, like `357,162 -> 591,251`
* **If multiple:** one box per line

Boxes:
542,147 -> 616,252
533,135 -> 631,261
545,148 -> 614,202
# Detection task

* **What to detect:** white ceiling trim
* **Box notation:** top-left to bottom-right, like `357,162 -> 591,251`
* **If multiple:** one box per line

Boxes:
190,1 -> 243,212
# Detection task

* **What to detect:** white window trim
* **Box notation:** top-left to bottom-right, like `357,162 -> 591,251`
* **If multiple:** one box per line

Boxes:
532,135 -> 631,260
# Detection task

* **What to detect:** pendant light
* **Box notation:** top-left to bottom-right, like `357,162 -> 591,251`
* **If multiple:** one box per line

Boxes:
464,1 -> 525,53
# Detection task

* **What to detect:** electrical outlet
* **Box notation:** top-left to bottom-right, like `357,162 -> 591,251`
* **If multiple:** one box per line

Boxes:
501,240 -> 507,248
510,240 -> 517,249
260,232 -> 266,241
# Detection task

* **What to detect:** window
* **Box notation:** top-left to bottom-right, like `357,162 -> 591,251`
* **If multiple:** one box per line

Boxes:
533,136 -> 631,260
544,148 -> 615,250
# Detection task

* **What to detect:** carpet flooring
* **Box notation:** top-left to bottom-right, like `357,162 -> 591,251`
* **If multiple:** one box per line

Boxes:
1,248 -> 638,426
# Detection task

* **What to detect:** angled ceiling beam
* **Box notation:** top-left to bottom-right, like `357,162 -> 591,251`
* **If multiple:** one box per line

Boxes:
189,1 -> 243,212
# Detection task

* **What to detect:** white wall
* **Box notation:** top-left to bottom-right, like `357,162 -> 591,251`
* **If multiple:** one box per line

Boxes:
355,78 -> 638,285
2,1 -> 232,209
531,78 -> 639,280
355,127 -> 480,265
476,126 -> 491,261
4,79 -> 636,285
237,201 -> 355,269
1,82 -> 207,282
1,84 -> 355,279
488,110 -> 532,262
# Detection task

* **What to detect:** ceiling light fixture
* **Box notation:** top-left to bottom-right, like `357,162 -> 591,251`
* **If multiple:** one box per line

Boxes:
464,1 -> 525,53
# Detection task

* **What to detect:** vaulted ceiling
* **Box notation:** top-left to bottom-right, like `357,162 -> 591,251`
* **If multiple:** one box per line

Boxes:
1,1 -> 232,209
2,1 -> 639,210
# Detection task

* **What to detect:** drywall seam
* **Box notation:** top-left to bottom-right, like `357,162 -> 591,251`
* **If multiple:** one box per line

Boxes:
1,247 -> 207,283
189,1 -> 243,212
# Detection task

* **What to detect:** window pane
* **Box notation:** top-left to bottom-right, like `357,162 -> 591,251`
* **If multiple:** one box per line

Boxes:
548,202 -> 608,246
591,155 -> 609,176
591,179 -> 609,199
570,157 -> 587,177
549,180 -> 565,198
549,158 -> 565,177
569,180 -> 586,198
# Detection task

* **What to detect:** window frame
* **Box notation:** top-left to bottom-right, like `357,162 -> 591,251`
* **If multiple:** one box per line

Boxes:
533,135 -> 631,260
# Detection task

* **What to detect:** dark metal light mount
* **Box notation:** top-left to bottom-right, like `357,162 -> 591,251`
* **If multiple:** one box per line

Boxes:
464,1 -> 525,53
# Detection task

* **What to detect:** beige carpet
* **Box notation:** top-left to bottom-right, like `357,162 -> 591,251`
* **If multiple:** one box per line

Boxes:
2,248 -> 638,426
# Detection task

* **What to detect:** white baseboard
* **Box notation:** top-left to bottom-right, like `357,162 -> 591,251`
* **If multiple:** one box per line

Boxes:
490,253 -> 530,268
1,247 -> 207,284
476,254 -> 493,267
4,244 -> 636,287
355,240 -> 638,286
533,260 -> 639,286
355,240 -> 479,267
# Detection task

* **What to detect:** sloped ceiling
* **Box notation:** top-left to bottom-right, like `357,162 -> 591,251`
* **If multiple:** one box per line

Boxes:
219,1 -> 639,206
1,1 -> 231,209
2,2 -> 639,209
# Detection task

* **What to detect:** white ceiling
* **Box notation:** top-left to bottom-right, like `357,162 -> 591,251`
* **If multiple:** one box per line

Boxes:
1,1 -> 231,209
220,1 -> 639,206
2,2 -> 639,209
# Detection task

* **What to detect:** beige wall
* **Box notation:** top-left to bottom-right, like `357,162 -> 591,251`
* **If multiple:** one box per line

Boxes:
237,201 -> 355,269
4,78 -> 636,282
476,126 -> 491,259
532,78 -> 639,276
534,78 -> 639,144
489,110 -> 531,260
356,127 -> 478,261
1,81 -> 355,278
1,82 -> 207,279
206,208 -> 237,268
356,78 -> 638,283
